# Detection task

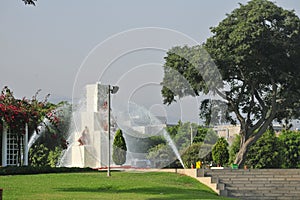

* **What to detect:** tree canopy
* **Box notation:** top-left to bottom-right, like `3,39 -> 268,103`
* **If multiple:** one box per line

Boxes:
22,0 -> 37,6
161,0 -> 300,166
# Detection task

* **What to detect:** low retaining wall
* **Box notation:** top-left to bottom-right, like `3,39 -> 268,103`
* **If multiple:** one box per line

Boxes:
126,168 -> 219,194
128,168 -> 300,199
201,169 -> 300,199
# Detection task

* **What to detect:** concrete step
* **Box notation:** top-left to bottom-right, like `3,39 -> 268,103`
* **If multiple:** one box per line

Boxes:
206,174 -> 300,180
206,172 -> 300,177
211,176 -> 277,181
221,181 -> 300,188
204,169 -> 300,175
209,175 -> 300,184
234,196 -> 300,200
226,185 -> 300,191
228,189 -> 300,200
200,169 -> 300,199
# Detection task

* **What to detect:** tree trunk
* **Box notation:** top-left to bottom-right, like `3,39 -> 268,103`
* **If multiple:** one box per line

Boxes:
234,143 -> 248,167
234,136 -> 255,167
234,117 -> 276,166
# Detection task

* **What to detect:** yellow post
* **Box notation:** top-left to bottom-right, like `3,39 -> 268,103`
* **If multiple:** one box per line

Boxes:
196,161 -> 201,169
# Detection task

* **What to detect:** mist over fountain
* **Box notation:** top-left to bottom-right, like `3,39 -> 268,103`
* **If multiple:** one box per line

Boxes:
116,101 -> 185,168
58,83 -> 185,169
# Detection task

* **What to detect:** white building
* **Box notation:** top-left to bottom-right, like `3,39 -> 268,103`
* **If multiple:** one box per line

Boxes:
213,125 -> 240,145
291,119 -> 300,131
213,119 -> 300,145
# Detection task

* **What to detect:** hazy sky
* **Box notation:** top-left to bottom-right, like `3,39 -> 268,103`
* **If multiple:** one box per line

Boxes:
1,0 -> 299,123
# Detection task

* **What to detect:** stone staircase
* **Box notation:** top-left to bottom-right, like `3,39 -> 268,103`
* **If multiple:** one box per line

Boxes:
198,169 -> 300,200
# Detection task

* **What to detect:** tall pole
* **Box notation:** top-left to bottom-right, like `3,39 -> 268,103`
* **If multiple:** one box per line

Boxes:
23,123 -> 28,166
107,85 -> 111,177
106,84 -> 118,177
190,124 -> 193,145
2,120 -> 7,167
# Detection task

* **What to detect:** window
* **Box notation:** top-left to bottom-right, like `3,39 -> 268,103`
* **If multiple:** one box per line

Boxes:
6,130 -> 23,166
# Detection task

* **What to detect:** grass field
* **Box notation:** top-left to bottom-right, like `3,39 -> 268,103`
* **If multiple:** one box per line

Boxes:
1,171 -> 233,200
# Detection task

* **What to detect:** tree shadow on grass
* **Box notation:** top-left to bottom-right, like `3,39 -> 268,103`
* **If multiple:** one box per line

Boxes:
55,186 -> 222,200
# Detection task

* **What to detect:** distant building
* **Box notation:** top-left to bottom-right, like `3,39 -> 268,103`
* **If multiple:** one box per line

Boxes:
213,119 -> 300,145
213,125 -> 240,145
291,119 -> 300,131
273,119 -> 300,133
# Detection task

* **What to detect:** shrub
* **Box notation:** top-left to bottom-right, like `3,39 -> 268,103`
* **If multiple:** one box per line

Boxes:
0,166 -> 94,175
212,137 -> 229,166
147,144 -> 173,168
245,130 -> 281,168
181,143 -> 213,168
47,147 -> 62,167
29,144 -> 50,167
278,130 -> 300,168
112,129 -> 127,165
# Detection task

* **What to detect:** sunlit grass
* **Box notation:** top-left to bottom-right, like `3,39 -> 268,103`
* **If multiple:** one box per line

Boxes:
1,171 -> 233,200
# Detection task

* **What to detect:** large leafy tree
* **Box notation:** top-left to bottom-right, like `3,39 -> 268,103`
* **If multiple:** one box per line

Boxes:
22,0 -> 37,6
161,0 -> 300,166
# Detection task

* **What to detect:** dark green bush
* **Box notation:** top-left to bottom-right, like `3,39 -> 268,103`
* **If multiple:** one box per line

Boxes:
212,137 -> 229,166
245,130 -> 281,169
181,143 -> 213,168
113,129 -> 127,165
0,166 -> 94,175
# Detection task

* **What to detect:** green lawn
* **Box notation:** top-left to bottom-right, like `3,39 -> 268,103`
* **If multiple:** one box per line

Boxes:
1,171 -> 233,200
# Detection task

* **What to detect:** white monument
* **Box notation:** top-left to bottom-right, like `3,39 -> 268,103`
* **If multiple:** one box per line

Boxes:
70,83 -> 114,168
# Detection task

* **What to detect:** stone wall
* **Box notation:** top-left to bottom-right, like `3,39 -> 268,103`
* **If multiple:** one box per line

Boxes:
131,168 -> 300,199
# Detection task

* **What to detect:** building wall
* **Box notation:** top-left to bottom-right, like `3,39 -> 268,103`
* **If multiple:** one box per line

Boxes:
213,125 -> 240,145
291,119 -> 300,131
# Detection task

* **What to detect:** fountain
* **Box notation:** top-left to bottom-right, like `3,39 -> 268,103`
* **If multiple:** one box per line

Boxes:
58,83 -> 185,169
28,119 -> 49,150
162,130 -> 185,168
58,83 -> 113,168
116,101 -> 185,168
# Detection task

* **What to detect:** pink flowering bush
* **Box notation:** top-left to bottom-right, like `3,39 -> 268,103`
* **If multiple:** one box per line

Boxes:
0,87 -> 68,156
